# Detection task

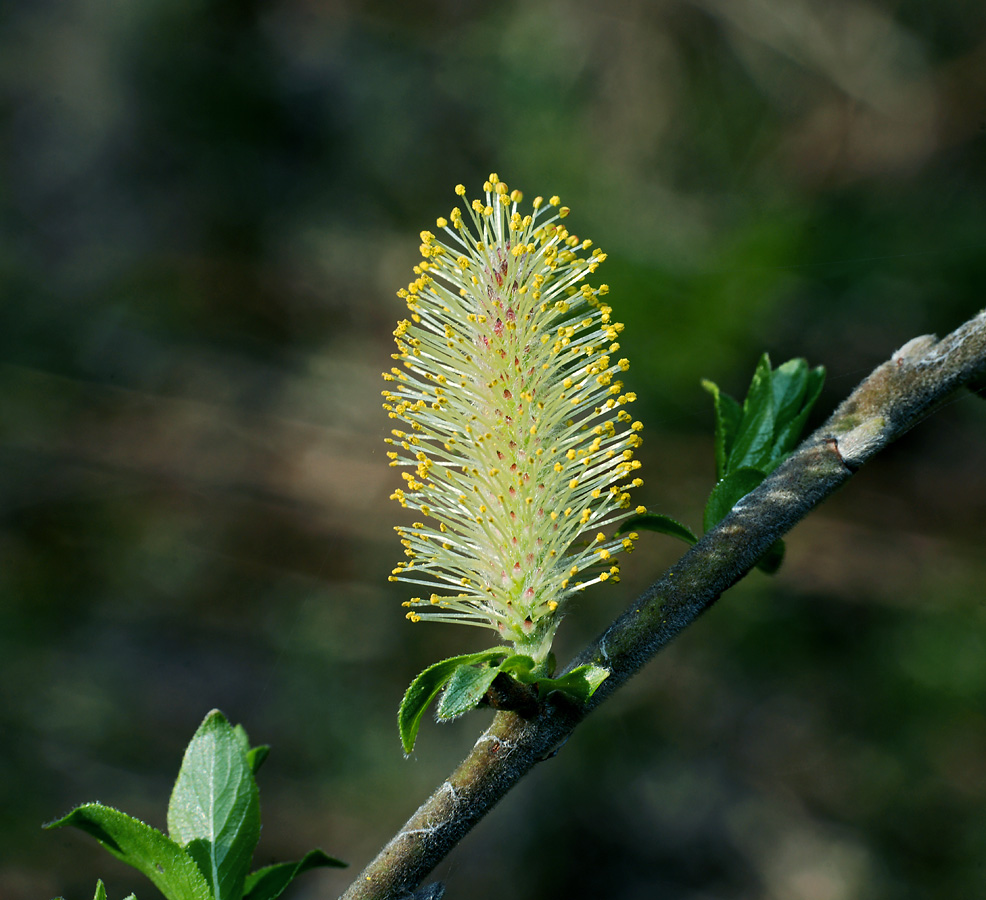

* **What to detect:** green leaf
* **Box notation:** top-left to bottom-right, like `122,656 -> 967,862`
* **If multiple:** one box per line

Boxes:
243,850 -> 347,900
231,724 -> 270,776
45,804 -> 212,900
728,355 -> 776,472
399,648 -> 510,753
703,467 -> 766,533
232,724 -> 250,756
755,538 -> 786,575
497,653 -> 538,680
537,664 -> 609,704
167,710 -> 260,900
618,512 -> 697,545
96,884 -> 137,900
245,746 -> 270,776
774,365 -> 825,458
770,358 -> 809,427
436,663 -> 502,720
701,379 -> 742,478
742,354 -> 774,417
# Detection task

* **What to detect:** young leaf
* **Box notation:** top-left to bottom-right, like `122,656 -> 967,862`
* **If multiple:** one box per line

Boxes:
245,745 -> 270,776
703,467 -> 766,533
496,653 -> 538,680
86,881 -> 138,900
773,365 -> 825,457
436,663 -> 502,720
232,724 -> 270,775
167,709 -> 260,900
243,849 -> 347,900
537,664 -> 609,704
399,648 -> 510,753
728,354 -> 776,472
617,511 -> 697,545
45,804 -> 212,900
232,723 -> 251,757
701,379 -> 742,479
742,353 -> 774,417
771,358 -> 809,426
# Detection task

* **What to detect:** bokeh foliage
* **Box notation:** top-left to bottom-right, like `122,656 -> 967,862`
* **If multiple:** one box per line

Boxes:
2,1 -> 985,899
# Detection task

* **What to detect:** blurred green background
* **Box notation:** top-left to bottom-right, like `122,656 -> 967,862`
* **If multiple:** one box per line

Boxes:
2,1 -> 985,898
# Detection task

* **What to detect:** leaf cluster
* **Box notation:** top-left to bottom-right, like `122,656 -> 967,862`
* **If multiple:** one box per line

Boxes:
623,355 -> 824,574
702,355 -> 825,529
47,710 -> 345,900
398,649 -> 608,753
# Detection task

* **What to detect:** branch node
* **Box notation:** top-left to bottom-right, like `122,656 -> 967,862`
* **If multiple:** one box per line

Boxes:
829,415 -> 887,470
825,436 -> 844,464
483,672 -> 539,718
893,334 -> 937,365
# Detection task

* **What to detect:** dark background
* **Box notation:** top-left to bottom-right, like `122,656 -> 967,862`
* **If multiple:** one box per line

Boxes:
2,1 -> 985,898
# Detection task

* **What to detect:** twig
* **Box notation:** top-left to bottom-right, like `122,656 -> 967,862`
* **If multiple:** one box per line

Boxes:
339,309 -> 986,900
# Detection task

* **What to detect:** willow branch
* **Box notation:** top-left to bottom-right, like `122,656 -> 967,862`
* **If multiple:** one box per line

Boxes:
340,309 -> 986,900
